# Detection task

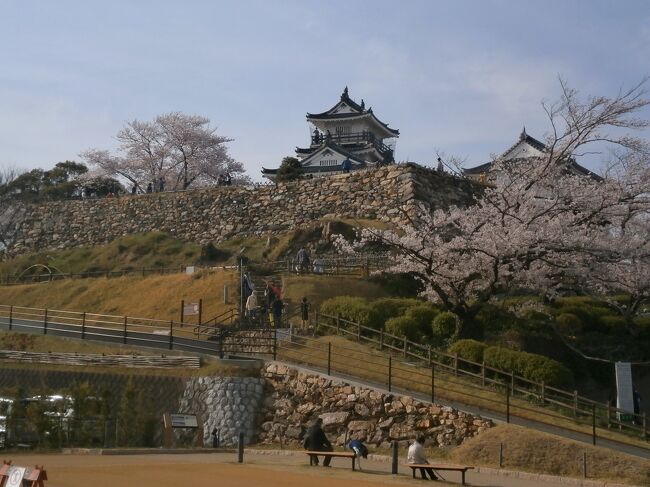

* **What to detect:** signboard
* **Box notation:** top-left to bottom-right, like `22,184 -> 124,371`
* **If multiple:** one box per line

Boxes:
186,266 -> 195,275
615,362 -> 634,419
183,303 -> 200,316
170,414 -> 198,428
6,467 -> 25,487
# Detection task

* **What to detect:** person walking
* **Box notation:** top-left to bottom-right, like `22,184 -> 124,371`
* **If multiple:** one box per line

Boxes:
303,418 -> 333,466
271,297 -> 283,328
296,247 -> 310,273
407,436 -> 438,480
245,292 -> 258,321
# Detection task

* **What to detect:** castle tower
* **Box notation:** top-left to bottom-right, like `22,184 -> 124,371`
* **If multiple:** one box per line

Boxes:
262,87 -> 399,179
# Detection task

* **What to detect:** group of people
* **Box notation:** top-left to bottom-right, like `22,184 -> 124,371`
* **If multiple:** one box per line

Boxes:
302,418 -> 437,480
243,273 -> 285,327
217,173 -> 232,186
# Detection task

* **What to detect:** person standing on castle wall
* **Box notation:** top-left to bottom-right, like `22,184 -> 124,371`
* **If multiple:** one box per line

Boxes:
436,157 -> 444,173
158,177 -> 165,192
341,158 -> 352,173
225,173 -> 232,186
146,182 -> 153,193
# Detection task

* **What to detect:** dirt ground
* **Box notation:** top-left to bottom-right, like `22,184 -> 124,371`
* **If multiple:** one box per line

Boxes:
0,451 -> 625,487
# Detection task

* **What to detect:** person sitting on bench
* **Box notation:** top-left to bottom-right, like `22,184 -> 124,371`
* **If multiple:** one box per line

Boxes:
407,435 -> 438,480
303,418 -> 333,466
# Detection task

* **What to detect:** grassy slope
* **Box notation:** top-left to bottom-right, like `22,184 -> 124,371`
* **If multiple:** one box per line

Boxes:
0,271 -> 239,324
449,424 -> 649,485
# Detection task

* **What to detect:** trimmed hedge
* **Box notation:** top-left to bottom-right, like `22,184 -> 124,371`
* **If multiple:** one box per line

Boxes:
432,311 -> 458,339
367,298 -> 422,330
448,339 -> 487,363
319,296 -> 373,328
385,315 -> 422,341
483,346 -> 573,387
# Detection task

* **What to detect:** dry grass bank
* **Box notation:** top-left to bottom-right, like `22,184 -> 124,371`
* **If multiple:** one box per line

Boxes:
449,424 -> 649,485
0,270 -> 239,324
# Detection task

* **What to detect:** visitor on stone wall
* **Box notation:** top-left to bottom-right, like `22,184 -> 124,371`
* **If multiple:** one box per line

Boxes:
158,177 -> 165,192
146,182 -> 153,193
300,297 -> 310,327
407,436 -> 438,480
633,388 -> 642,425
296,247 -> 310,273
341,158 -> 352,173
211,428 -> 219,448
303,417 -> 333,466
225,173 -> 232,186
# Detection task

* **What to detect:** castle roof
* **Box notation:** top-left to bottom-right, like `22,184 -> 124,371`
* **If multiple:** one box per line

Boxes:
306,87 -> 399,137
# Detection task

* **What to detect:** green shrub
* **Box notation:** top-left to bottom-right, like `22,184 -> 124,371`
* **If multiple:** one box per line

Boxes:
320,296 -> 372,328
483,346 -> 573,387
448,339 -> 487,363
474,303 -> 519,333
432,311 -> 458,339
384,315 -> 423,341
600,315 -> 627,330
366,298 -> 422,330
405,304 -> 439,338
556,313 -> 582,334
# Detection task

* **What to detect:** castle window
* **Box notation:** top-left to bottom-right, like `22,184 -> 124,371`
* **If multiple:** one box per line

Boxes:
320,159 -> 338,166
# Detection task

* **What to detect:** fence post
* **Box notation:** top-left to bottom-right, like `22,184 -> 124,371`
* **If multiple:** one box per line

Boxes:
391,440 -> 398,474
43,308 -> 48,335
541,381 -> 545,405
123,316 -> 128,344
427,345 -> 432,366
238,431 -> 245,463
506,386 -> 510,423
336,314 -> 341,334
403,337 -> 407,357
388,356 -> 392,392
379,329 -> 384,351
180,299 -> 185,324
592,404 -> 596,445
582,452 -> 587,478
606,401 -> 611,429
223,285 -> 229,304
454,353 -> 459,376
499,442 -> 503,468
641,411 -> 648,440
327,342 -> 331,375
511,371 -> 515,396
431,365 -> 435,403
481,361 -> 486,387
573,390 -> 579,417
357,322 -> 361,342
169,320 -> 174,350
81,312 -> 86,339
8,305 -> 12,330
273,329 -> 277,361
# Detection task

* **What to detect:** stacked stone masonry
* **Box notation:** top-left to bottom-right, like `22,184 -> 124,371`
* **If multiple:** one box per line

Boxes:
258,363 -> 493,449
6,164 -> 475,256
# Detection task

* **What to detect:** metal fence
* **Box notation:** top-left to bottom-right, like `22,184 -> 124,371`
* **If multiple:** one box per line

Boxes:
302,312 -> 648,445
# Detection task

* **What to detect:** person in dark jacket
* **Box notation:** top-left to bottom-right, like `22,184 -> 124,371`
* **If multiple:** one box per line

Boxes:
303,418 -> 332,466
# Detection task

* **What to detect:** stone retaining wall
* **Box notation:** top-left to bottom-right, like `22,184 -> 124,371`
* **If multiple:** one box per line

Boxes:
258,363 -> 493,449
5,165 -> 475,256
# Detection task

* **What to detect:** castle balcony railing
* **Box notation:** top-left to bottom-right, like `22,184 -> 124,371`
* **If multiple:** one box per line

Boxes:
311,132 -> 394,161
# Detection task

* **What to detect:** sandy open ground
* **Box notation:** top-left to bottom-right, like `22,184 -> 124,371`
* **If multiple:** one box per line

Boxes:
0,451 -> 617,487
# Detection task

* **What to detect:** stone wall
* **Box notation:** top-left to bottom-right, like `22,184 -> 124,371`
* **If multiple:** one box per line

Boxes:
258,363 -> 493,449
5,164 -> 475,256
179,376 -> 265,446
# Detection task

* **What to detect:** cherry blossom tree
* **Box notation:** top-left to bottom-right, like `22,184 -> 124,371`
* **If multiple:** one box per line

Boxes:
81,113 -> 244,191
339,79 -> 650,339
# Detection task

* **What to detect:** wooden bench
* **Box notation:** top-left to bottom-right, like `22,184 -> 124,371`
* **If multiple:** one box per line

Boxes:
304,451 -> 358,470
406,464 -> 474,485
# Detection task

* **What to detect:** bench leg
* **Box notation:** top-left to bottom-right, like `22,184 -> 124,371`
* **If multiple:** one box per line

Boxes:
352,457 -> 355,471
412,469 -> 416,479
461,470 -> 465,485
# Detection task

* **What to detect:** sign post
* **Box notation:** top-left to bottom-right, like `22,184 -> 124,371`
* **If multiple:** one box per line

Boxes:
162,413 -> 204,448
615,362 -> 634,421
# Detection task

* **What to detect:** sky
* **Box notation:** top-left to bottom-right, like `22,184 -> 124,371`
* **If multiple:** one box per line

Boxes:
1,0 -> 649,181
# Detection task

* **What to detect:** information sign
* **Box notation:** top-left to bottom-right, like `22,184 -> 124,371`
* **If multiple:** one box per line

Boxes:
6,466 -> 25,487
170,413 -> 198,428
615,362 -> 634,418
183,303 -> 200,316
